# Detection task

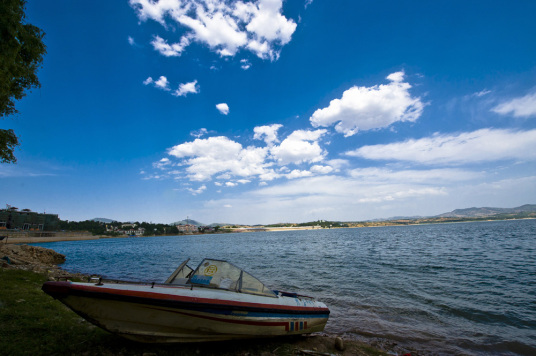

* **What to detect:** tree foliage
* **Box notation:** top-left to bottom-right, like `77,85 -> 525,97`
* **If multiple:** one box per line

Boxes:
0,0 -> 46,163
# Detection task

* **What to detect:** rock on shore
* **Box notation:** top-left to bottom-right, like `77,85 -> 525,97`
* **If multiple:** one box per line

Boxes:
0,244 -> 86,280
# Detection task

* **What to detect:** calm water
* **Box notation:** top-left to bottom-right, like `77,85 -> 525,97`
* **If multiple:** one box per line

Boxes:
33,219 -> 536,355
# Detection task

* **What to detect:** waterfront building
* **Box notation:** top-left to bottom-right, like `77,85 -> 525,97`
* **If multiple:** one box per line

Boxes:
0,206 -> 60,231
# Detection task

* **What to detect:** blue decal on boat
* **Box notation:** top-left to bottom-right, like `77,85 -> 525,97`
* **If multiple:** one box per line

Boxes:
190,275 -> 213,285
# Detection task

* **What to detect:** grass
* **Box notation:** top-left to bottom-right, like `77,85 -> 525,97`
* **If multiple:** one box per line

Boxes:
0,268 -> 387,356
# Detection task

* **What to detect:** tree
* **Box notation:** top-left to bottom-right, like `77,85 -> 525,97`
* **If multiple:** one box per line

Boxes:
0,0 -> 46,163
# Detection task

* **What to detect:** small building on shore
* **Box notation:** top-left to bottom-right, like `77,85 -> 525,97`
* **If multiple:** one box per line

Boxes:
176,224 -> 197,233
0,206 -> 60,231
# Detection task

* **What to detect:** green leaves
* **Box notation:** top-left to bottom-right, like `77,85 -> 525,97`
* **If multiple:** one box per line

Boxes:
0,129 -> 19,163
0,0 -> 46,163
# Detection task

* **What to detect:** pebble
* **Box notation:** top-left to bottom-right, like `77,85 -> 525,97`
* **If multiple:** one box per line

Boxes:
335,337 -> 345,351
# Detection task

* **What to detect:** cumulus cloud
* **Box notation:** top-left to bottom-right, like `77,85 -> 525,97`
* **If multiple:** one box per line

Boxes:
129,0 -> 297,61
167,136 -> 271,181
151,35 -> 191,56
253,124 -> 282,146
128,36 -> 136,45
492,92 -> 536,118
173,80 -> 199,97
216,103 -> 230,115
143,76 -> 172,91
154,76 -> 171,90
310,71 -> 424,136
150,127 -> 330,189
346,128 -> 536,164
270,129 -> 327,165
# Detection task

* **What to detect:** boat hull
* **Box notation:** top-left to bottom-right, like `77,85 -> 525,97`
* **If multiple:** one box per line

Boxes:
42,281 -> 329,343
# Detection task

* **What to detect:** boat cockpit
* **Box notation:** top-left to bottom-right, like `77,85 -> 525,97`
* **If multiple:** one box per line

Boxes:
166,258 -> 277,298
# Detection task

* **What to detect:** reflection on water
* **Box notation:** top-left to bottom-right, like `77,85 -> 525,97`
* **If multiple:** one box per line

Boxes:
34,219 -> 536,355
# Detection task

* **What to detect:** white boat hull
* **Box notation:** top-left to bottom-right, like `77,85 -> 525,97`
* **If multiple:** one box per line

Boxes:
43,281 -> 330,343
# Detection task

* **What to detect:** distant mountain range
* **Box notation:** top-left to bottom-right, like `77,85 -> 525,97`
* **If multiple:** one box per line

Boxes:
90,204 -> 535,226
435,204 -> 536,218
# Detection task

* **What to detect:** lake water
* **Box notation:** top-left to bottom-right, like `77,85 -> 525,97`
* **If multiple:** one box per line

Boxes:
33,219 -> 536,355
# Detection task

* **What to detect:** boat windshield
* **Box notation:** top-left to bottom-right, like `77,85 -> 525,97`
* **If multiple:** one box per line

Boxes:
188,258 -> 276,298
165,259 -> 194,284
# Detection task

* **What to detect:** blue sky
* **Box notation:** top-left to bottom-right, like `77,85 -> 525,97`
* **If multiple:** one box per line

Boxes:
2,0 -> 536,224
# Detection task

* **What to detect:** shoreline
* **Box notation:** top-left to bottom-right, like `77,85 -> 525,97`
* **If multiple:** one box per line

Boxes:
0,243 -> 396,355
3,217 -> 534,244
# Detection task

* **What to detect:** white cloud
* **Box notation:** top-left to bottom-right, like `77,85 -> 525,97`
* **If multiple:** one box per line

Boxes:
253,124 -> 282,146
241,0 -> 297,60
179,4 -> 247,57
128,36 -> 136,45
270,129 -> 327,165
190,128 -> 208,138
173,80 -> 199,97
346,128 -> 536,164
348,167 -> 483,183
144,76 -> 199,97
492,92 -> 536,118
129,0 -> 190,25
196,171 -> 536,224
310,71 -> 424,136
473,89 -> 491,97
151,35 -> 191,56
167,136 -> 271,181
153,127 -> 330,189
155,76 -> 171,90
130,0 -> 296,61
310,165 -> 334,174
153,157 -> 171,170
240,58 -> 251,70
286,169 -> 313,179
188,184 -> 207,195
325,159 -> 349,170
252,175 -> 448,209
216,103 -> 230,115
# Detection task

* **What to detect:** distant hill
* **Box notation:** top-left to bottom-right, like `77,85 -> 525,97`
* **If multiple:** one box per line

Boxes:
436,204 -> 536,218
91,217 -> 117,223
172,219 -> 205,226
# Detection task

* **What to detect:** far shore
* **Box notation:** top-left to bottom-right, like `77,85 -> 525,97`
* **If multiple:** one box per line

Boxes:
2,226 -> 325,244
3,217 -> 533,244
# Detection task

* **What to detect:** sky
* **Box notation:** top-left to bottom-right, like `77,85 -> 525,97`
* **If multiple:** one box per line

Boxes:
1,0 -> 536,225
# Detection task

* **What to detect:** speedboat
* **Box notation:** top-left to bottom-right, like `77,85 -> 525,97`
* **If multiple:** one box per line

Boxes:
42,258 -> 330,343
